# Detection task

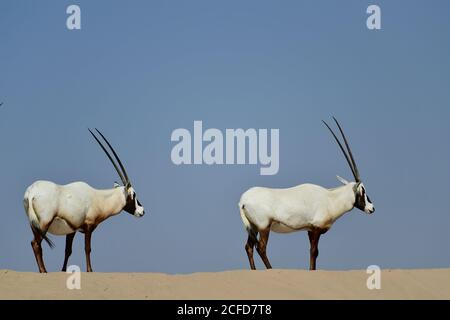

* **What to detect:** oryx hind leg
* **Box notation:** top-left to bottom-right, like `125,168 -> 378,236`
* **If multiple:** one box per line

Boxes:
30,214 -> 55,273
245,229 -> 258,270
256,228 -> 272,269
31,227 -> 47,273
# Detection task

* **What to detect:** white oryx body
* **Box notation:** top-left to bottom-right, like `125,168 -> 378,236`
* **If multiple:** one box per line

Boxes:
25,128 -> 145,273
240,182 -> 360,234
24,180 -> 143,236
239,117 -> 375,271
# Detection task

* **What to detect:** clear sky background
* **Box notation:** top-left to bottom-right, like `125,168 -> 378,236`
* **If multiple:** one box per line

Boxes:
0,0 -> 449,273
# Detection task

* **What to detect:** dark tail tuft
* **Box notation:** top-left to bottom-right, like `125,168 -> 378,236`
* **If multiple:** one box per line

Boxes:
42,234 -> 55,249
31,221 -> 55,249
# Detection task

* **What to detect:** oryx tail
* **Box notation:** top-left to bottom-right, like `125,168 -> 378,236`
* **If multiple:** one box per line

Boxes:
23,196 -> 54,248
239,204 -> 258,242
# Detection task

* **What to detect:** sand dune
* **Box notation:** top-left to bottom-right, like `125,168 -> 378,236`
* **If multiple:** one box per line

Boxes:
1,269 -> 449,299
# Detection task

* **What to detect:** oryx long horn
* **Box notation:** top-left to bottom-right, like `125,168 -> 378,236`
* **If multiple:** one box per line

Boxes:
322,119 -> 359,182
88,128 -> 127,186
94,128 -> 130,185
332,117 -> 360,182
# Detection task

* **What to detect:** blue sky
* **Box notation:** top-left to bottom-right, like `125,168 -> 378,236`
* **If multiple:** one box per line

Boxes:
1,0 -> 449,273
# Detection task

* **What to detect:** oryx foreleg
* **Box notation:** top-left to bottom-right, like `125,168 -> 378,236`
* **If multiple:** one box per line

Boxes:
62,232 -> 76,272
308,228 -> 327,270
84,225 -> 96,272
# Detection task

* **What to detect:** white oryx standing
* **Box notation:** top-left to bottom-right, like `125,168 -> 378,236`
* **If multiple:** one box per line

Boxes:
24,129 -> 145,273
239,117 -> 374,270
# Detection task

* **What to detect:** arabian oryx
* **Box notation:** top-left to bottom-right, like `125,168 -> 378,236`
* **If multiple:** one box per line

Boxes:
239,117 -> 374,270
23,129 -> 145,273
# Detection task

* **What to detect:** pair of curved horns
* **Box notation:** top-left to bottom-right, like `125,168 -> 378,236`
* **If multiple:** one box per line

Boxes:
322,117 -> 361,182
88,128 -> 130,187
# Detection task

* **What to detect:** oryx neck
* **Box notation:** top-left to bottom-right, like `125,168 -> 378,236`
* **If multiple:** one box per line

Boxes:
94,186 -> 126,217
328,183 -> 356,218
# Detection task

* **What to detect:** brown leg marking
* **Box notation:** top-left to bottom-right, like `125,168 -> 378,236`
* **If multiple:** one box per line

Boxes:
84,225 -> 96,272
308,228 -> 326,271
245,231 -> 258,270
256,228 -> 272,269
62,232 -> 76,272
31,228 -> 47,273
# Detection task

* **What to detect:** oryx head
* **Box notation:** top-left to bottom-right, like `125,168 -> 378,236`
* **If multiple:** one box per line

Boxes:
323,117 -> 375,214
89,128 -> 145,217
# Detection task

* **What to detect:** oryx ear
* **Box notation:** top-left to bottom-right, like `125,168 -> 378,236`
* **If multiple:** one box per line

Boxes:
114,181 -> 121,188
336,175 -> 349,185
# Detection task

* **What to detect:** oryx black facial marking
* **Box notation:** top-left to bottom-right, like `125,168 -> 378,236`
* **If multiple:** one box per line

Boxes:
123,187 -> 144,216
354,184 -> 365,211
123,194 -> 137,215
353,183 -> 374,214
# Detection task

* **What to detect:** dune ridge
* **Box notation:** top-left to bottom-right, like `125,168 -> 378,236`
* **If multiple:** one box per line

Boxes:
1,268 -> 449,300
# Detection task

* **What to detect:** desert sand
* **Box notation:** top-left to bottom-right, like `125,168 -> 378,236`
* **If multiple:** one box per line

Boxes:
1,268 -> 449,299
